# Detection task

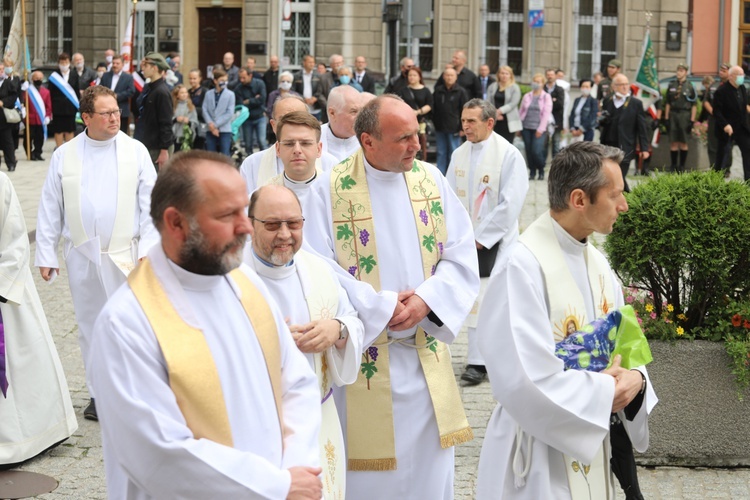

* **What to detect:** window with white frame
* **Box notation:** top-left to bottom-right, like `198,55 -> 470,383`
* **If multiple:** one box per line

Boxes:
1,0 -> 13,46
44,0 -> 73,61
572,0 -> 617,81
135,0 -> 157,63
282,0 -> 313,67
483,0 -> 524,76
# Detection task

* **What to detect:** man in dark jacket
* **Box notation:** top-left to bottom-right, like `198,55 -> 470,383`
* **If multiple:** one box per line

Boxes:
73,53 -> 98,90
599,74 -> 650,192
293,55 -> 325,120
713,65 -> 750,180
100,55 -> 136,133
544,68 -> 566,160
384,57 -> 413,95
433,67 -> 469,174
0,61 -> 19,170
134,52 -> 174,170
435,50 -> 482,100
235,67 -> 268,155
263,55 -> 280,96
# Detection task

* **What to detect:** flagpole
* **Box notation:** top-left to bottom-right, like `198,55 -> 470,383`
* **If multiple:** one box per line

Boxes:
127,0 -> 137,135
21,0 -> 30,160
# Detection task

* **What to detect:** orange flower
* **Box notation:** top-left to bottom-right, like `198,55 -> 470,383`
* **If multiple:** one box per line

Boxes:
732,314 -> 743,327
744,320 -> 750,329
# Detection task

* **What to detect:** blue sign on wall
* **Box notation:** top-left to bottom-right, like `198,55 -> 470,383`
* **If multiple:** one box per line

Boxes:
529,10 -> 544,28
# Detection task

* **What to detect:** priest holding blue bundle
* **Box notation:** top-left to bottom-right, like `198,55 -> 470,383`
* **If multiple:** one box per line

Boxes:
475,141 -> 658,500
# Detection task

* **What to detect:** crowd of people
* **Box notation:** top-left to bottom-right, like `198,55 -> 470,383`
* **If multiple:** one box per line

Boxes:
7,43 -> 749,500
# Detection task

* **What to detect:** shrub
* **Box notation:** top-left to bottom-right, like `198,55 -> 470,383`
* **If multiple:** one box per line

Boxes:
605,171 -> 750,336
607,172 -> 750,395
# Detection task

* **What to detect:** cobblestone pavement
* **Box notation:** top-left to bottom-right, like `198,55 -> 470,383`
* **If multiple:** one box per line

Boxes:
7,139 -> 750,499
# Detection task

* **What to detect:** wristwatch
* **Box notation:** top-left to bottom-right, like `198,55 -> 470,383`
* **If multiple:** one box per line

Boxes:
335,319 -> 349,340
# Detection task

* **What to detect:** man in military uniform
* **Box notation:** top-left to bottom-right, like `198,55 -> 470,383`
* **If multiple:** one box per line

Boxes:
664,63 -> 697,172
703,63 -> 731,172
597,59 -> 621,107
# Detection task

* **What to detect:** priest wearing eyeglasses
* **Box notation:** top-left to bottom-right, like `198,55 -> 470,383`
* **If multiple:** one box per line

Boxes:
244,184 -> 365,500
35,85 -> 158,422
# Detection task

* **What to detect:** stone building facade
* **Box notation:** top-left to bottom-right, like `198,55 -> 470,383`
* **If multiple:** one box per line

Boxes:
6,0 -> 741,84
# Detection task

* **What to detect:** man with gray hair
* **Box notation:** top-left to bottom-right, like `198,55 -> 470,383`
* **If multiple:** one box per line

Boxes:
239,94 -> 339,194
476,141 -> 657,499
318,54 -> 344,101
446,98 -> 528,385
72,52 -> 97,90
320,84 -> 363,161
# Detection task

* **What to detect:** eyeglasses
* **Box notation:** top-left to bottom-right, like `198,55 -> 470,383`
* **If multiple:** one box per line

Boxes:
91,109 -> 122,118
279,140 -> 317,149
250,217 -> 305,231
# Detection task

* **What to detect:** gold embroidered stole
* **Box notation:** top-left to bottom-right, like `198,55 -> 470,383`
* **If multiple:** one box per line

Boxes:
62,132 -> 139,275
128,259 -> 283,448
330,150 -> 472,472
294,250 -> 346,499
519,212 -> 616,498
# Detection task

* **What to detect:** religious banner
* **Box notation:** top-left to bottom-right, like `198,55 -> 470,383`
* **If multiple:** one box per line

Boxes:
121,13 -> 134,73
2,1 -> 25,73
634,30 -> 659,98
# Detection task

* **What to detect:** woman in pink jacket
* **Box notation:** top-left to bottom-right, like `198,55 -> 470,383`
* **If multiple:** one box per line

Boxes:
518,73 -> 552,180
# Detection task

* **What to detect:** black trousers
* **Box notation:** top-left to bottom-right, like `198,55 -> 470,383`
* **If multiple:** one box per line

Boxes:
0,125 -> 16,167
715,129 -> 750,181
120,116 -> 130,134
24,124 -> 45,157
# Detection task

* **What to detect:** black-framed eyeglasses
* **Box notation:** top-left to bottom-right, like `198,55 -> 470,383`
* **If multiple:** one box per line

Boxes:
91,109 -> 122,118
250,217 -> 305,231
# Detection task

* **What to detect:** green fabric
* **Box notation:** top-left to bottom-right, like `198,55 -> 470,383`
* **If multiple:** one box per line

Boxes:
610,305 -> 654,369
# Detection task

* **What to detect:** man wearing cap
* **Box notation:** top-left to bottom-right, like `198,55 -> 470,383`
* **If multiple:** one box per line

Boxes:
134,52 -> 175,170
703,63 -> 731,172
664,64 -> 697,173
597,59 -> 621,107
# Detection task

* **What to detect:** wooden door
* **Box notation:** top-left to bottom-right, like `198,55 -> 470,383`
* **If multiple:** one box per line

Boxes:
198,8 -> 242,77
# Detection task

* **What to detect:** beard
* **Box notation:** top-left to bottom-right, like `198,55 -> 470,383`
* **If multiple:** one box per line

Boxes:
179,218 -> 246,275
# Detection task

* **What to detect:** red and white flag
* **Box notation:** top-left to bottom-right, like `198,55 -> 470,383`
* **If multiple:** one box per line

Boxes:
121,13 -> 134,72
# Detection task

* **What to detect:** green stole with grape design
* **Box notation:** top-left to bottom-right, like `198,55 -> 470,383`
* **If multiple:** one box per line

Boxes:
331,149 -> 473,471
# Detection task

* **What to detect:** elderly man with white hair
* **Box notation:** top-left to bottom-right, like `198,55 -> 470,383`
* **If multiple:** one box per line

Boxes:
320,85 -> 363,161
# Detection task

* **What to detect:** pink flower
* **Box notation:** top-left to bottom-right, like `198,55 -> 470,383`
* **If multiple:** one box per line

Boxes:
626,295 -> 634,304
650,312 -> 657,320
637,317 -> 643,325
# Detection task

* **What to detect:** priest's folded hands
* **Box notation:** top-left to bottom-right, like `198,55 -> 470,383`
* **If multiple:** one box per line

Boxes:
289,319 -> 345,353
388,289 -> 431,331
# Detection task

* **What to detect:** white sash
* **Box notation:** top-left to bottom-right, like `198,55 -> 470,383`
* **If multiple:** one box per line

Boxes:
452,133 -> 507,228
62,132 -> 139,276
518,212 -> 616,498
48,72 -> 79,109
28,84 -> 48,136
294,251 -> 347,500
453,132 -> 508,327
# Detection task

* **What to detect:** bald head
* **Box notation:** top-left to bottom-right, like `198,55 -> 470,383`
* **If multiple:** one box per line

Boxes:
328,85 -> 362,138
248,185 -> 304,266
271,95 -> 308,132
612,73 -> 630,96
360,92 -> 376,106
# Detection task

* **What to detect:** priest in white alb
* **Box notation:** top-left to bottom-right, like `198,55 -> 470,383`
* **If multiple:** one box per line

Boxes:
446,98 -> 528,386
245,184 -> 365,499
0,172 -> 77,467
35,86 -> 158,421
90,151 -> 323,500
256,111 -> 326,217
475,141 -> 657,499
319,85 -> 363,162
305,94 -> 480,499
240,94 -> 339,195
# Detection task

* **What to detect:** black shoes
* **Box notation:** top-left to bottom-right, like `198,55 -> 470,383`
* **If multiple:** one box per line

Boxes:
537,172 -> 544,180
32,154 -> 44,161
84,398 -> 98,421
461,365 -> 487,385
7,164 -> 15,171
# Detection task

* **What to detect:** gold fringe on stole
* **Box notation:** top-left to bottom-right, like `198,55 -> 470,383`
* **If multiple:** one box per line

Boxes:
347,458 -> 398,471
128,259 -> 234,447
440,427 -> 475,449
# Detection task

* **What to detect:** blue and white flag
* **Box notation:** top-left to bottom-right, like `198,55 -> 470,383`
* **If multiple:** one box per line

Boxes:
48,72 -> 79,109
27,83 -> 47,136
